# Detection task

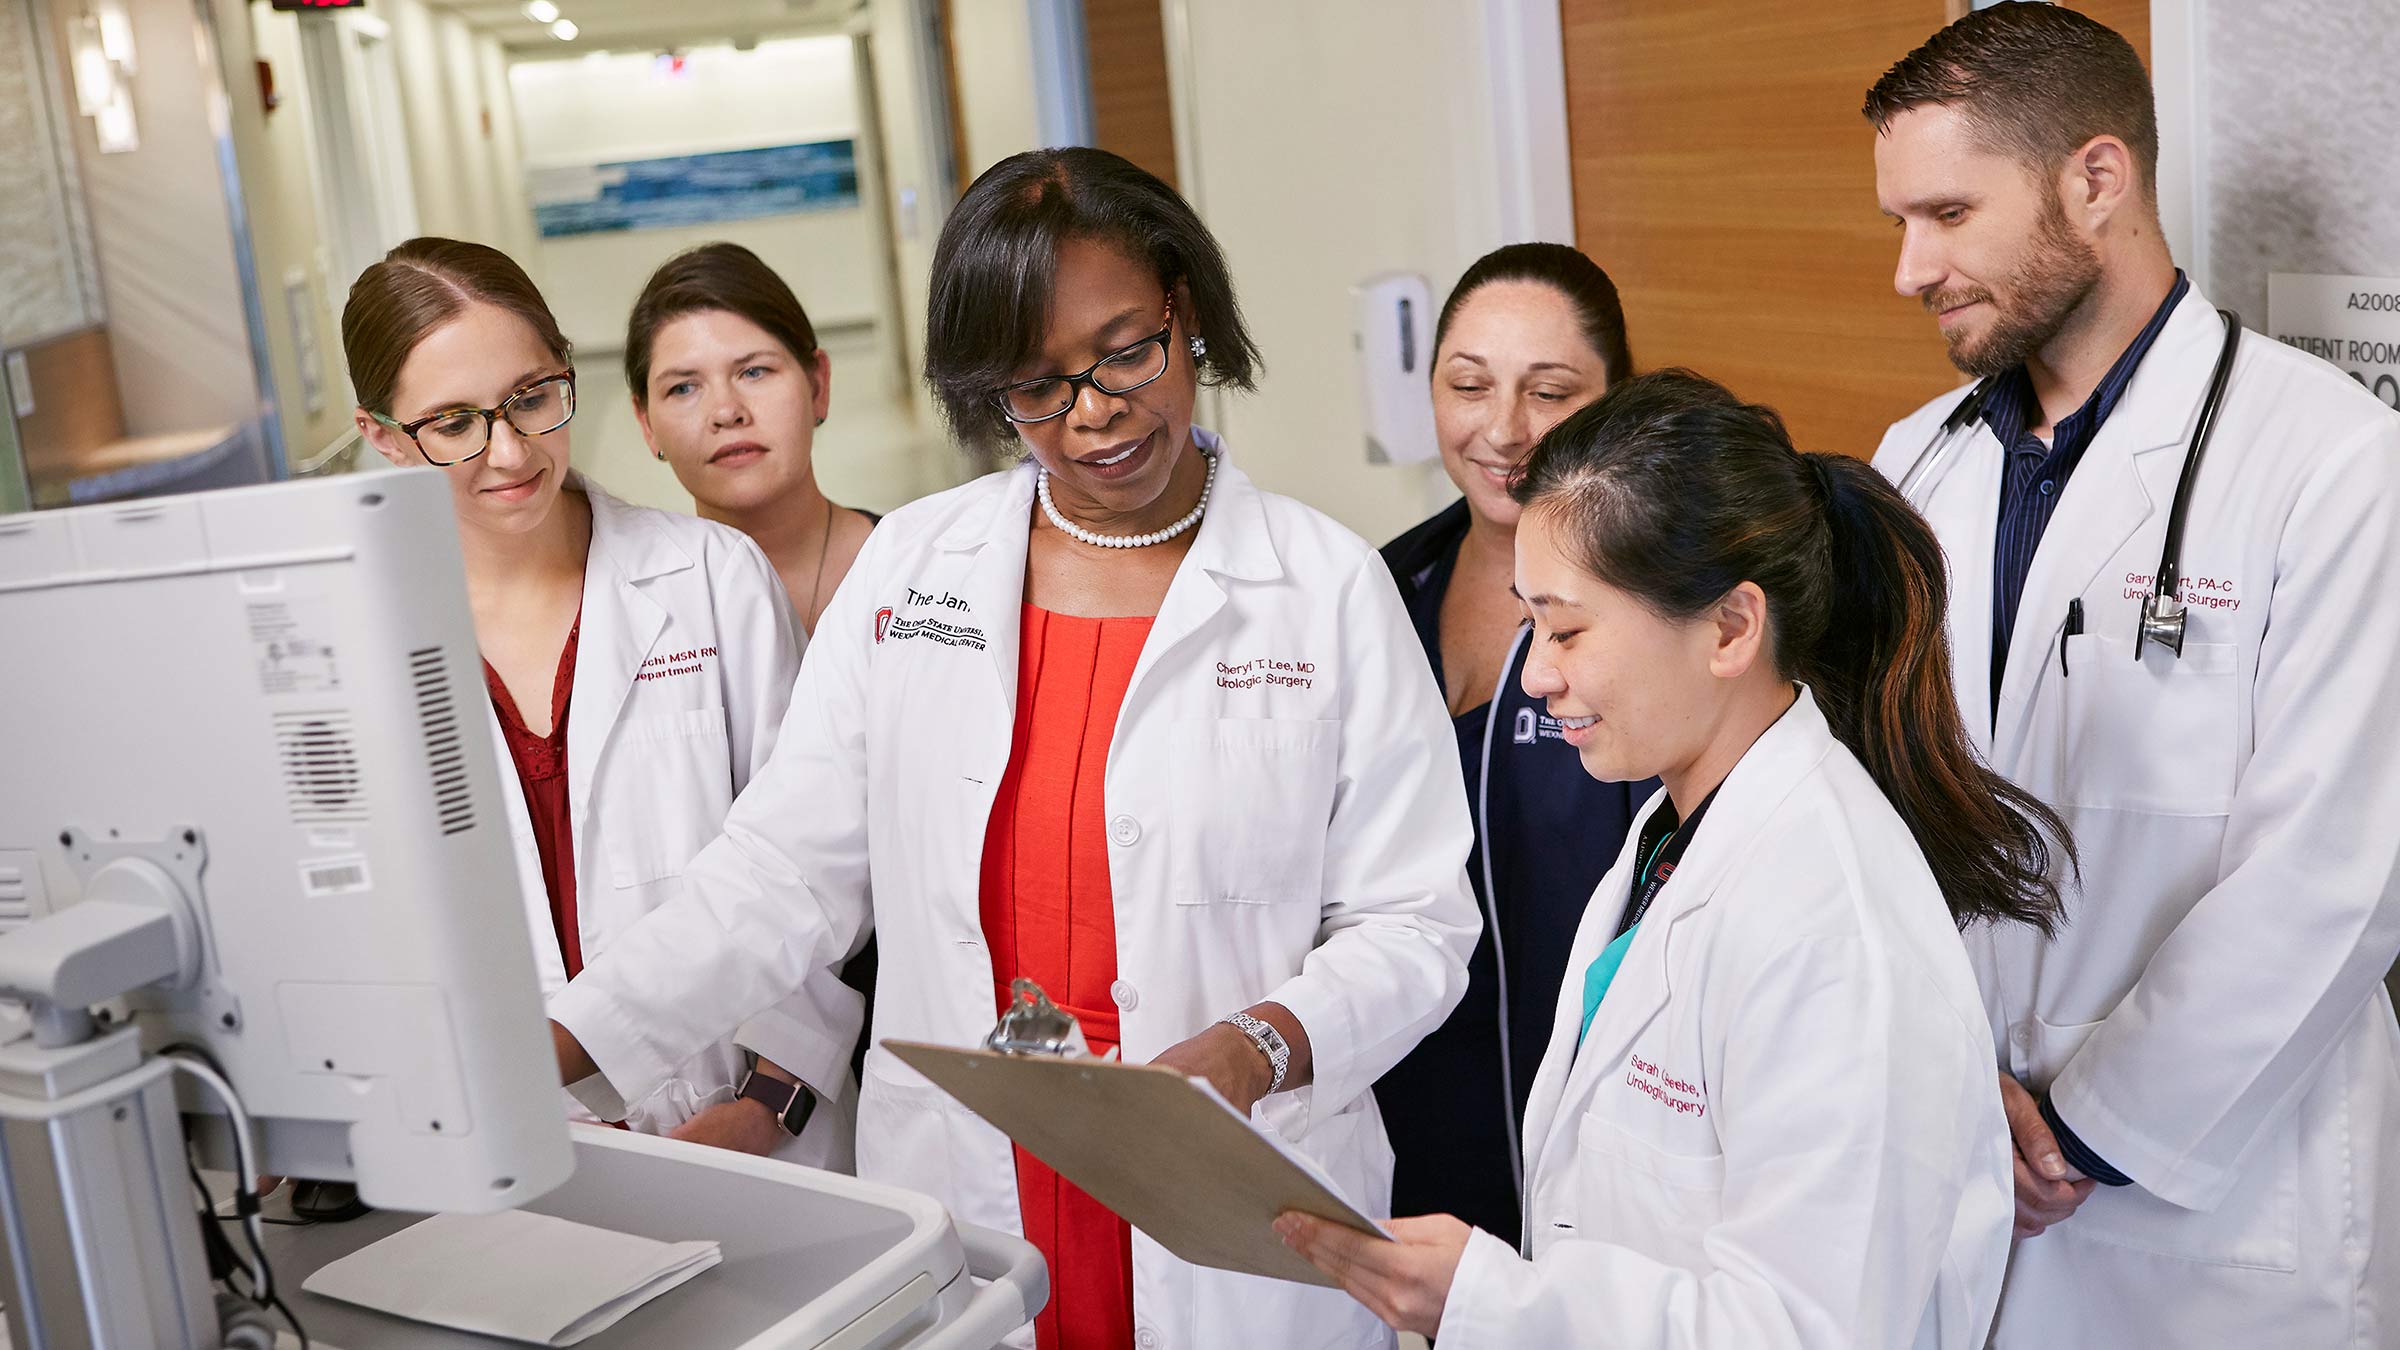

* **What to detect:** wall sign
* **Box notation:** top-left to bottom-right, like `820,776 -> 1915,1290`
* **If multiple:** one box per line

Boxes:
2267,272 -> 2400,410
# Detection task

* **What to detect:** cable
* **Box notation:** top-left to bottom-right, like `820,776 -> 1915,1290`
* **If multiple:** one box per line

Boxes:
171,1055 -> 310,1348
162,1048 -> 271,1305
1477,621 -> 1533,1221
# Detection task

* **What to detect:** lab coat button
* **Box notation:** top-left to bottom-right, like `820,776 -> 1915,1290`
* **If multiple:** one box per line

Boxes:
1111,980 -> 1138,1011
2011,1024 -> 2034,1050
1136,1327 -> 1160,1349
1109,814 -> 1141,846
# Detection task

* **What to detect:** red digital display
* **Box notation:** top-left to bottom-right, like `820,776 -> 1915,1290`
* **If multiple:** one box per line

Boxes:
269,0 -> 367,10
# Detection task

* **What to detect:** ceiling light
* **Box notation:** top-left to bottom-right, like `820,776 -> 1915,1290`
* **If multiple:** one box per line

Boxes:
551,18 -> 579,40
523,1 -> 559,23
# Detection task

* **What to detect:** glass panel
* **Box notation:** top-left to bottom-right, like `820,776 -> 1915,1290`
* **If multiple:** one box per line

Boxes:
1,0 -> 280,512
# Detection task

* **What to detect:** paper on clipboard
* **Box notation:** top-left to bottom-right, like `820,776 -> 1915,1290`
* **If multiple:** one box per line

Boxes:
883,1039 -> 1390,1288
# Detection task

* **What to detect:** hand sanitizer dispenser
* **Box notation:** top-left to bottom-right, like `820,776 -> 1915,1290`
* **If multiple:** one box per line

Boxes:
1351,273 -> 1439,465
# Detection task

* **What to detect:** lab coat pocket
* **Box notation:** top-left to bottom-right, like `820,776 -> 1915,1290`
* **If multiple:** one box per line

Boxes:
602,707 -> 732,887
2056,635 -> 2240,816
1260,1090 -> 1394,1220
2029,1015 -> 2299,1272
855,1046 -> 1015,1235
1571,1111 -> 1724,1267
1168,717 -> 1339,905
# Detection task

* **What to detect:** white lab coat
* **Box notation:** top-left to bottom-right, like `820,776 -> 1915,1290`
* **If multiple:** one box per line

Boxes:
1874,285 -> 2400,1348
495,475 -> 853,1167
551,435 -> 1481,1350
1437,687 -> 2014,1349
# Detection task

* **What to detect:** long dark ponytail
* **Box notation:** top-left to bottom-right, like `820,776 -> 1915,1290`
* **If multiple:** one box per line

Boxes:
1513,369 -> 2071,933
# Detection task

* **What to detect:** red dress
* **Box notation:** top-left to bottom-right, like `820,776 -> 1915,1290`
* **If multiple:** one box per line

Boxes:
978,604 -> 1153,1350
486,612 -> 585,974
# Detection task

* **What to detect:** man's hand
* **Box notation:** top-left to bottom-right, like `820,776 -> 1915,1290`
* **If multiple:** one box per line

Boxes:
2001,1071 -> 2095,1238
668,1097 -> 785,1156
1277,1212 -> 1470,1338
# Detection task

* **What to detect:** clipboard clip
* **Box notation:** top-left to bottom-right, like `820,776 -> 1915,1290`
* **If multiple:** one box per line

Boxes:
983,978 -> 1091,1058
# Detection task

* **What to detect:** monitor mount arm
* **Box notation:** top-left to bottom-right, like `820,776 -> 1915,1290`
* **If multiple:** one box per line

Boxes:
0,826 -> 259,1349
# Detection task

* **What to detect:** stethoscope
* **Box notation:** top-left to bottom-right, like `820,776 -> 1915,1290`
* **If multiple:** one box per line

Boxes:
1894,308 -> 2244,662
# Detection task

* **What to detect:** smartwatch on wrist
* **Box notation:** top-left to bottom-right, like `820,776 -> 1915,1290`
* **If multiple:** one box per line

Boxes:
736,1070 -> 817,1137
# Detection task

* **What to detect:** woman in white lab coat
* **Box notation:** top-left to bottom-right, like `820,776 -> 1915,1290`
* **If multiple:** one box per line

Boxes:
547,149 -> 1480,1350
344,238 -> 851,1167
1282,370 -> 2072,1349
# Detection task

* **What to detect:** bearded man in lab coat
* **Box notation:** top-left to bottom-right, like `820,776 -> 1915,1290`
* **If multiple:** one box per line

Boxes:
1865,5 -> 2400,1346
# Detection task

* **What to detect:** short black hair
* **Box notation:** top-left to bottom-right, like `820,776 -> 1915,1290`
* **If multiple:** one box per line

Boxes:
924,147 -> 1260,452
1863,2 -> 2157,205
1434,242 -> 1635,388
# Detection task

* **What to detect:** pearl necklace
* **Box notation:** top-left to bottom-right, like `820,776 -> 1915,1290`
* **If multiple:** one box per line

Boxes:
1037,446 -> 1218,549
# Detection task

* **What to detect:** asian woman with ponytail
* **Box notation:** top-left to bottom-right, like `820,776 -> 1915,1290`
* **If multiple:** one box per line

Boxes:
1282,370 -> 2074,1350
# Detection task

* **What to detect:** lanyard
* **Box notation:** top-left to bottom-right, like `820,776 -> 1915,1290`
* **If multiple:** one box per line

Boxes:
1618,788 -> 1719,939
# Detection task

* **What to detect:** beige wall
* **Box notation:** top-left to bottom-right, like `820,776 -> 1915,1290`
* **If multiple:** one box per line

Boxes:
383,0 -> 529,252
946,0 -> 1040,177
1167,0 -> 1519,544
866,0 -> 953,437
202,0 -> 530,470
50,0 -> 255,438
215,0 -> 351,467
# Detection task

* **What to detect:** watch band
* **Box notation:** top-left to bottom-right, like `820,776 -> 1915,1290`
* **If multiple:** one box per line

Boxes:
1217,1012 -> 1290,1095
737,1070 -> 817,1137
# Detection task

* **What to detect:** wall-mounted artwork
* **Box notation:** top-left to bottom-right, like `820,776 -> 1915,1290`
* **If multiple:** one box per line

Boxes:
528,139 -> 858,239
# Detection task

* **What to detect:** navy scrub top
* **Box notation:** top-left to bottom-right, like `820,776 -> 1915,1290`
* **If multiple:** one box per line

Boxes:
1373,500 -> 1652,1241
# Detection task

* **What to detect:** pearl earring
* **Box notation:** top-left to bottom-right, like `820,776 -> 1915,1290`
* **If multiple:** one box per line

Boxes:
1189,335 -> 1208,360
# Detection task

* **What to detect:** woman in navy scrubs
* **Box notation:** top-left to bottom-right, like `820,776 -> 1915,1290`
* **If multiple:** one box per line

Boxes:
1376,243 -> 1652,1240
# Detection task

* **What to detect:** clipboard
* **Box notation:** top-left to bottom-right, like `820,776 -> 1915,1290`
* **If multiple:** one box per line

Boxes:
885,988 -> 1389,1288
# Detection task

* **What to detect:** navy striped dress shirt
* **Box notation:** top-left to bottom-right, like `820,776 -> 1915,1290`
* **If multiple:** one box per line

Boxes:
1984,271 -> 2190,705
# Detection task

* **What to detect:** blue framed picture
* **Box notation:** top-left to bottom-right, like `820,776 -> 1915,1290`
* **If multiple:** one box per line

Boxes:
529,139 -> 860,238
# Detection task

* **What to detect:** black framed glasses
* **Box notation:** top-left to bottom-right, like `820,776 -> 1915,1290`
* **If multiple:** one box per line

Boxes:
989,297 -> 1176,425
372,372 -> 577,467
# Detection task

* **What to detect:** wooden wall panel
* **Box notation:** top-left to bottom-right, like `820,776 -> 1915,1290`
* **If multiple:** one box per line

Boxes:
1564,1 -> 2150,458
12,326 -> 125,485
1083,0 -> 1178,190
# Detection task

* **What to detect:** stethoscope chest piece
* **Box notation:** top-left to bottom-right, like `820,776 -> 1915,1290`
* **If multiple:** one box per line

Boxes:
2135,591 -> 2188,660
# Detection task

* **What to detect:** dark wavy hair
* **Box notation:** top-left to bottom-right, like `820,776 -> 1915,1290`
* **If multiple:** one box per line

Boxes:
1515,369 -> 2073,933
923,147 -> 1259,452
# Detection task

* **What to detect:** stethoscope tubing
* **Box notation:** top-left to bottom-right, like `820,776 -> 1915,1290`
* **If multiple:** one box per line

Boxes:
1891,308 -> 2244,662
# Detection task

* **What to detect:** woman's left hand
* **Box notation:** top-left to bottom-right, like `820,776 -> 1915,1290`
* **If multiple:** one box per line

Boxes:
1275,1212 -> 1471,1339
1149,1023 -> 1274,1115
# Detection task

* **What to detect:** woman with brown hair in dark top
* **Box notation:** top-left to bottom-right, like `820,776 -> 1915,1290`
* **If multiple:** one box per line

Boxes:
627,242 -> 877,643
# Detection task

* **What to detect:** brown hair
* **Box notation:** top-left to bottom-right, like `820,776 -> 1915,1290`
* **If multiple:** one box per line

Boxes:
1434,242 -> 1635,388
1514,370 -> 2072,934
624,242 -> 821,407
1863,2 -> 2157,208
342,236 -> 572,416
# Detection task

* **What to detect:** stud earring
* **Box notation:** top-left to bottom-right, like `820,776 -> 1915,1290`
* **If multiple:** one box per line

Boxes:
816,416 -> 826,427
1189,335 -> 1208,360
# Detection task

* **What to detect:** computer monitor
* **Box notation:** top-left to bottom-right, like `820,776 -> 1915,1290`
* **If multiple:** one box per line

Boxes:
0,468 -> 573,1214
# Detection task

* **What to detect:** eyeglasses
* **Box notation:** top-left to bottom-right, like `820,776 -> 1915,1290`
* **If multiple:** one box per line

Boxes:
988,298 -> 1176,425
372,372 -> 578,467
